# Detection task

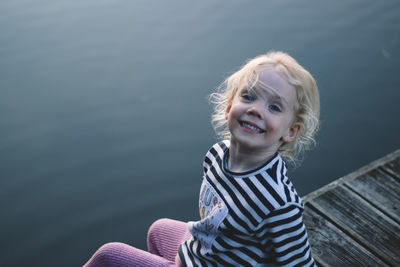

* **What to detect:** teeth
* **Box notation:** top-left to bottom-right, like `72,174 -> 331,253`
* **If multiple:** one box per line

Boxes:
241,122 -> 263,133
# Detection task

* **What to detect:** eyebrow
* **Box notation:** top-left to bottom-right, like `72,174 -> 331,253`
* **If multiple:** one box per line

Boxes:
256,80 -> 289,105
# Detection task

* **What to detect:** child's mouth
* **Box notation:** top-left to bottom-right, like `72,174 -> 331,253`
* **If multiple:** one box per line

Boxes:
239,121 -> 265,134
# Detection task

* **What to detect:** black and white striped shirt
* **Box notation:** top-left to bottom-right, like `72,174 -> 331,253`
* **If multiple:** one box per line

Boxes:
180,141 -> 315,266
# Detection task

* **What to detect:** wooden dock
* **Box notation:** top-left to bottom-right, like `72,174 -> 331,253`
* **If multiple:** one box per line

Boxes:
302,149 -> 400,266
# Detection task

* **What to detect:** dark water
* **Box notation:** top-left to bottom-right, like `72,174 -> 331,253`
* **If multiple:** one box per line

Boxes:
1,0 -> 399,266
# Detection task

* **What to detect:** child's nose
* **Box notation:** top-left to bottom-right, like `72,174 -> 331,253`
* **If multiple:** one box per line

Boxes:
246,103 -> 263,120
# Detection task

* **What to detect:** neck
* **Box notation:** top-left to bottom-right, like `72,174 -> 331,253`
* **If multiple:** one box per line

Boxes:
227,142 -> 277,173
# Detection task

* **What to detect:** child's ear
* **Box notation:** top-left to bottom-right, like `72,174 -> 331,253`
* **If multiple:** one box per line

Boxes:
225,103 -> 232,120
282,122 -> 301,143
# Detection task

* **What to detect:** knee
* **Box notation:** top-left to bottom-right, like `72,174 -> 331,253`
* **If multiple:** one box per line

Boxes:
147,218 -> 172,239
88,242 -> 126,265
147,218 -> 178,253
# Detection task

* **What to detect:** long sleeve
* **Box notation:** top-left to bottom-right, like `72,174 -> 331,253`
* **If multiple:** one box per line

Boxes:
256,204 -> 316,266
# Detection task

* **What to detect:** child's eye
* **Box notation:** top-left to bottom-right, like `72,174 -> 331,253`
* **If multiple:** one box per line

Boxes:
241,93 -> 255,102
268,104 -> 282,112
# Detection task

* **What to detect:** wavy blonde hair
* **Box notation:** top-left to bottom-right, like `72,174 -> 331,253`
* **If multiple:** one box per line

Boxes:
210,51 -> 320,164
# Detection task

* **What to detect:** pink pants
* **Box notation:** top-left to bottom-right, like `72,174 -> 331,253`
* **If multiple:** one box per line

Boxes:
84,218 -> 191,267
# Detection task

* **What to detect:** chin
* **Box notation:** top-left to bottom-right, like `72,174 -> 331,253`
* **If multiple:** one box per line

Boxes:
233,137 -> 266,150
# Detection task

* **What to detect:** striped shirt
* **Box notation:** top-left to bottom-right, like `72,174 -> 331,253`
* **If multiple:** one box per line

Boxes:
180,141 -> 315,266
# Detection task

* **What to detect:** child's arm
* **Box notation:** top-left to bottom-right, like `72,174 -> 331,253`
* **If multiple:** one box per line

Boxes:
257,204 -> 316,266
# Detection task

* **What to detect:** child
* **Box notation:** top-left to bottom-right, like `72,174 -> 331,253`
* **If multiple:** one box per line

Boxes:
84,51 -> 319,266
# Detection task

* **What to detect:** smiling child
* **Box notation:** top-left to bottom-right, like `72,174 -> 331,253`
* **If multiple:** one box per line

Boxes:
84,51 -> 319,266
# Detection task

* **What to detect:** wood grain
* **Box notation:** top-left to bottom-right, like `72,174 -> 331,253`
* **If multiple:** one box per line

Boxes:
303,206 -> 387,266
302,149 -> 400,266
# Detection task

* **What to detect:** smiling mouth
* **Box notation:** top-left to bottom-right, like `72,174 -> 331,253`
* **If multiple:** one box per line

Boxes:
239,121 -> 266,134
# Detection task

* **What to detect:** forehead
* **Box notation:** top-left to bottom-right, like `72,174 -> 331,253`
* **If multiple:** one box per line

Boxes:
255,68 -> 297,105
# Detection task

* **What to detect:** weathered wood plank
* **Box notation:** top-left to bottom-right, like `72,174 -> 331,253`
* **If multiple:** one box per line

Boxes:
307,185 -> 400,264
344,167 -> 400,224
303,149 -> 400,204
303,206 -> 387,266
302,149 -> 400,266
381,156 -> 400,180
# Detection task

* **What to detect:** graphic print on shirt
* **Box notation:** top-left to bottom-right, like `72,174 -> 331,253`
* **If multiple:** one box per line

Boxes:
189,177 -> 228,253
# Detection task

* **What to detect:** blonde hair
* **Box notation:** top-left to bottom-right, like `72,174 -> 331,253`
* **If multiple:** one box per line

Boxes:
210,51 -> 320,164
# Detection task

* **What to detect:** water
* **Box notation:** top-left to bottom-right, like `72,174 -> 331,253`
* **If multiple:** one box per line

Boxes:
1,0 -> 399,266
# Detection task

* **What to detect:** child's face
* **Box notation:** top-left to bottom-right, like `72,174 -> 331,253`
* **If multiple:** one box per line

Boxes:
225,68 -> 300,156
